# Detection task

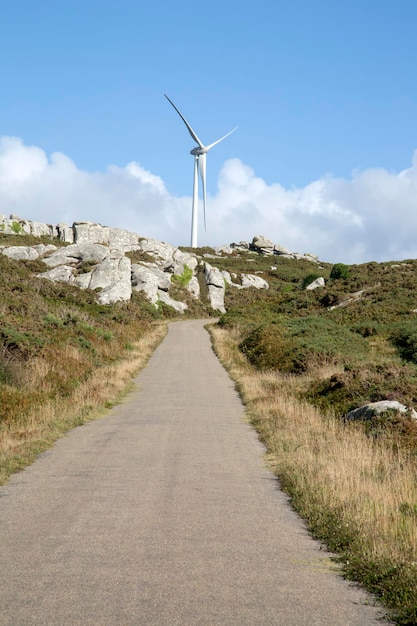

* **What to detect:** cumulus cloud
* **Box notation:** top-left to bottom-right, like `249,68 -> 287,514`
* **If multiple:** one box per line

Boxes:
1,135 -> 417,263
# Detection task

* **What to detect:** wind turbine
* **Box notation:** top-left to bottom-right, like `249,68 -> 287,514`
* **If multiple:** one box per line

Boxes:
164,94 -> 237,248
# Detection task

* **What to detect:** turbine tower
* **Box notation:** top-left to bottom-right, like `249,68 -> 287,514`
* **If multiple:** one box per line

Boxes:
165,94 -> 237,248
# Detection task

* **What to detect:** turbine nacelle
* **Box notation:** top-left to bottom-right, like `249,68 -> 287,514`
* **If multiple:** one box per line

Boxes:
190,146 -> 205,156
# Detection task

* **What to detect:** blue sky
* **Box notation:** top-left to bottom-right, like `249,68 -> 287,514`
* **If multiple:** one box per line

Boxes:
1,1 -> 417,262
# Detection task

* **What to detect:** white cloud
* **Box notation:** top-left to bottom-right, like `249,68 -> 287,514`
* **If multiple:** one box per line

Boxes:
1,136 -> 417,263
0,136 -> 48,183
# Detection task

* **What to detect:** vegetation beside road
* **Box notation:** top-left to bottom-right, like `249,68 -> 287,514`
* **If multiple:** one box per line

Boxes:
209,251 -> 417,625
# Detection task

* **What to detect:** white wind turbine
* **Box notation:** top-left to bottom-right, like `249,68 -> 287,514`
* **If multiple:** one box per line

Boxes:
165,94 -> 237,248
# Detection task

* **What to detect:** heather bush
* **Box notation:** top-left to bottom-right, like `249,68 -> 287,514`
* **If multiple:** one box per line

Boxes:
330,263 -> 350,280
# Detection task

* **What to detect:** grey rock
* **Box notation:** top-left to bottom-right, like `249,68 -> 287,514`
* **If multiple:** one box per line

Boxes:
131,264 -> 171,305
93,254 -> 128,291
251,235 -> 274,252
73,222 -> 106,244
73,272 -> 92,290
187,276 -> 200,299
221,270 -> 235,287
96,256 -> 132,305
347,401 -> 417,421
157,290 -> 188,314
221,270 -> 242,290
207,285 -> 226,314
205,262 -> 226,313
241,274 -> 269,289
230,241 -> 249,251
329,290 -> 366,311
30,221 -> 54,237
273,244 -> 290,255
303,253 -> 320,263
169,250 -> 198,276
33,244 -> 57,256
139,238 -> 176,262
1,246 -> 39,261
205,262 -> 225,289
42,243 -> 110,268
39,245 -> 131,305
39,265 -> 76,283
221,270 -> 269,291
56,223 -> 74,243
305,277 -> 325,290
73,222 -> 139,250
213,245 -> 234,255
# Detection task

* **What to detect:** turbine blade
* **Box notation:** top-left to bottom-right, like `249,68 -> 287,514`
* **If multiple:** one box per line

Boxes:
204,127 -> 238,152
164,94 -> 205,148
198,153 -> 207,232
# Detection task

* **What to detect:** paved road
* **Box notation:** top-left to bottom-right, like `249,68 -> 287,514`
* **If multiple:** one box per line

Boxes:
0,320 -> 390,625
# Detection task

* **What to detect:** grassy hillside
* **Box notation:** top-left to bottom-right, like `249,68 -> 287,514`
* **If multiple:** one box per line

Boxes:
3,233 -> 417,622
218,252 -> 417,437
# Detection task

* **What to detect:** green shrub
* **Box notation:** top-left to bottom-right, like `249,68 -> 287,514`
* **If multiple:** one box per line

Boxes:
11,221 -> 22,234
240,323 -> 300,372
43,313 -> 64,328
330,263 -> 350,280
172,264 -> 193,287
240,317 -> 369,375
0,327 -> 45,354
390,322 -> 417,364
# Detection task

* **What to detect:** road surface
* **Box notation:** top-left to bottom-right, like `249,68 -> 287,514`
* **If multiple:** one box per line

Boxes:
0,320 -> 390,625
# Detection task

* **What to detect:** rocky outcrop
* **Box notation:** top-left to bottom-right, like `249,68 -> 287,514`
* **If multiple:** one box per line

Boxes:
0,232 -> 272,311
0,214 -> 55,237
221,235 -> 319,263
3,216 -> 311,312
250,235 -> 274,255
37,243 -> 132,304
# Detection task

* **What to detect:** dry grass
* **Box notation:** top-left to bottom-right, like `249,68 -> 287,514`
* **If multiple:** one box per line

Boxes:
0,322 -> 167,484
210,325 -> 417,624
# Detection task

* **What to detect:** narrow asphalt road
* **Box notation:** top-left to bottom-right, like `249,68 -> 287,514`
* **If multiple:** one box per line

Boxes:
0,320 -> 390,625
